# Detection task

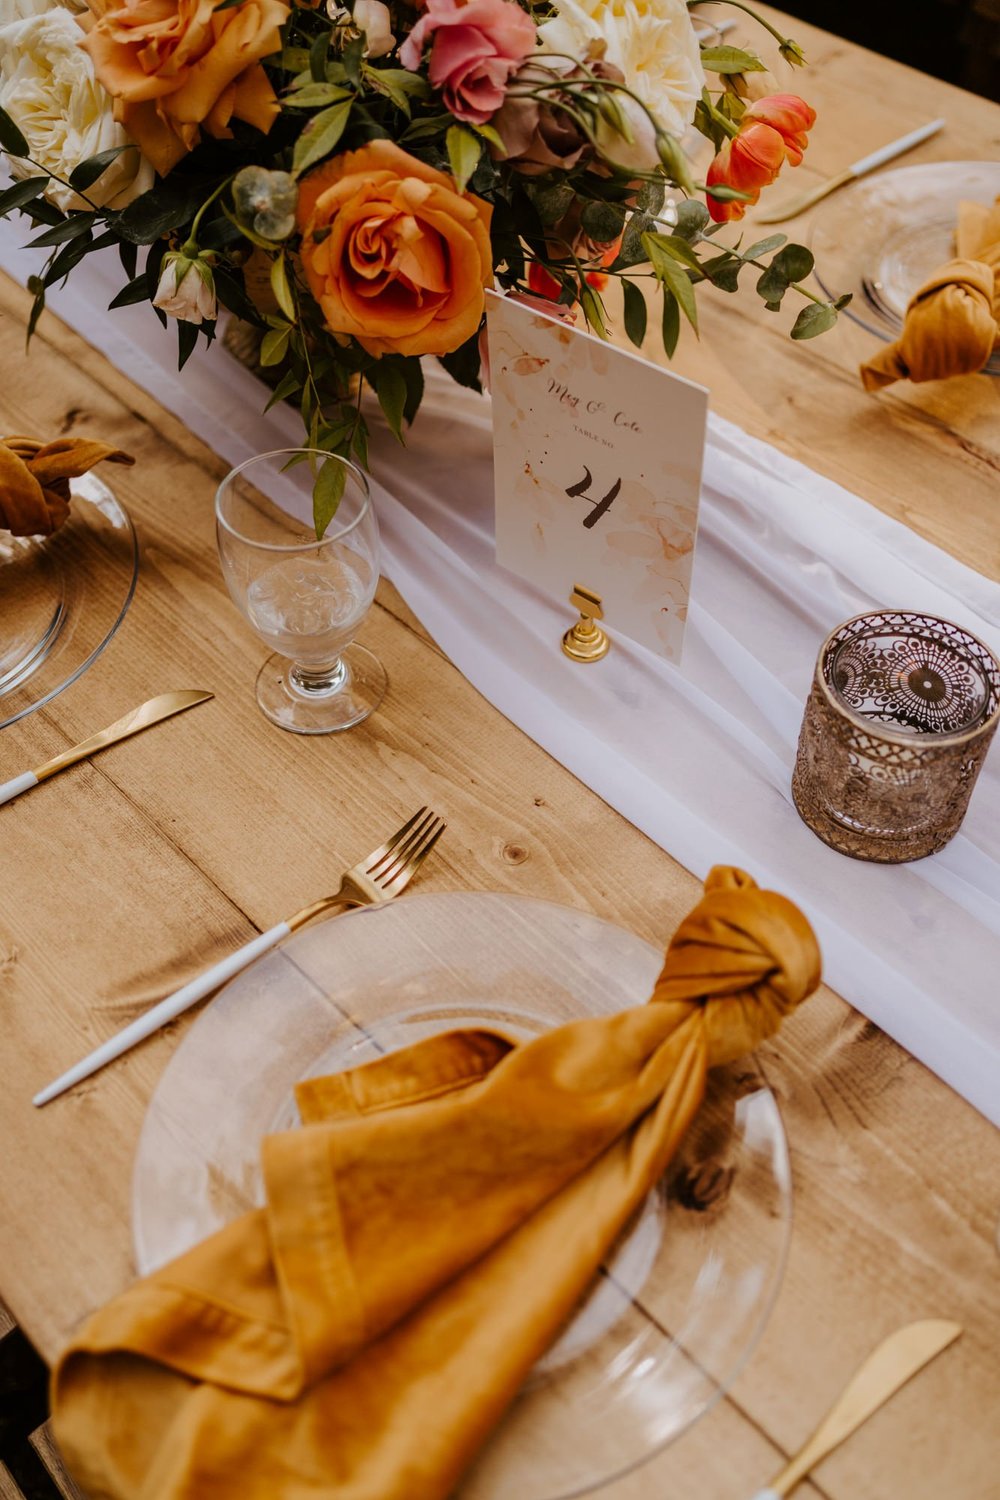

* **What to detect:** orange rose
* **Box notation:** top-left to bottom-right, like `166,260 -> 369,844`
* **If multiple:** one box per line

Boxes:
81,0 -> 290,176
297,140 -> 494,358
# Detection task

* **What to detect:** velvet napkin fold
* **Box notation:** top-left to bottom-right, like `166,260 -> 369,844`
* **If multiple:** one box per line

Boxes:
0,435 -> 134,537
52,867 -> 821,1500
860,195 -> 1000,390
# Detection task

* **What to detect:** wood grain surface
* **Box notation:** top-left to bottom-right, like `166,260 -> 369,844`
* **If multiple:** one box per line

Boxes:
1,9 -> 998,1498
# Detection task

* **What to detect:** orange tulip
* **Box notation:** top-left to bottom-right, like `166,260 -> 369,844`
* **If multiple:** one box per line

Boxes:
743,93 -> 816,166
706,94 -> 815,223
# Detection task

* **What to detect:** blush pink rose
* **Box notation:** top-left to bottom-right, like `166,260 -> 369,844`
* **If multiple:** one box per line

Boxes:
399,0 -> 536,125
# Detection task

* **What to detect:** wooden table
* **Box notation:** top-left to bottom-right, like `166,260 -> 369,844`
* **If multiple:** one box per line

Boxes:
1,9 -> 998,1498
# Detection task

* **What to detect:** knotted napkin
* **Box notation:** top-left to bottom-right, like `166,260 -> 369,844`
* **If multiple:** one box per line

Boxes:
860,196 -> 1000,389
0,435 -> 134,537
52,867 -> 820,1500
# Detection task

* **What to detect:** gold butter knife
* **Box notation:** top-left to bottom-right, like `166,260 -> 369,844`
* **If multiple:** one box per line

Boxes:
748,1319 -> 962,1498
755,118 -> 946,223
0,690 -> 213,806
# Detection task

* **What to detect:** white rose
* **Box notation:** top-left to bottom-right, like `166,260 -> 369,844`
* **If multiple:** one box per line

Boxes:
539,0 -> 705,142
353,0 -> 395,58
0,8 -> 153,212
152,255 -> 218,326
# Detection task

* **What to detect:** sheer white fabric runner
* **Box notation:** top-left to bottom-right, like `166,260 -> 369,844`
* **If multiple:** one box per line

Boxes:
3,233 -> 998,1127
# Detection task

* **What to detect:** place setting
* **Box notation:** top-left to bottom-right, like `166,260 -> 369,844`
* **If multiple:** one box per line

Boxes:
0,0 -> 997,1498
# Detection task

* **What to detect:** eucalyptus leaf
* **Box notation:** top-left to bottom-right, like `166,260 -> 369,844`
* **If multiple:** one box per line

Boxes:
755,262 -> 790,305
771,243 -> 814,282
580,200 -> 626,245
743,234 -> 787,260
672,199 -> 710,241
790,301 -> 838,339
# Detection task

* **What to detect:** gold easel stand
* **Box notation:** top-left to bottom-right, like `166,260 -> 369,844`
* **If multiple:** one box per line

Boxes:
562,585 -> 610,663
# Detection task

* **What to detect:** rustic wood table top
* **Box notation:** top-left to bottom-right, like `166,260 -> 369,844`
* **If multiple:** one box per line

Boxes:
1,8 -> 998,1498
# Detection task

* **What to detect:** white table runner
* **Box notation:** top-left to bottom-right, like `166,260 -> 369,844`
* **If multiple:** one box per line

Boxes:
3,233 -> 998,1128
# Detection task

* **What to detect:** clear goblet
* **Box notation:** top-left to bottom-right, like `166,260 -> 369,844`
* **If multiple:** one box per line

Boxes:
215,449 -> 385,734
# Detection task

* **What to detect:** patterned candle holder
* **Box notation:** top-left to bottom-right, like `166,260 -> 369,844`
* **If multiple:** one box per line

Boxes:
792,610 -> 1000,862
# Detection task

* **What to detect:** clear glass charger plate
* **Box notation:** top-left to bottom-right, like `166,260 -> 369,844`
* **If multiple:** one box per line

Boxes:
811,159 -> 1000,376
0,473 -> 138,730
132,891 -> 791,1499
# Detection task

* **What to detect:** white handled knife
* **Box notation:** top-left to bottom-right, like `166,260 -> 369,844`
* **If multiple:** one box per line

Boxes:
747,1319 -> 962,1498
0,690 -> 213,806
755,118 -> 946,223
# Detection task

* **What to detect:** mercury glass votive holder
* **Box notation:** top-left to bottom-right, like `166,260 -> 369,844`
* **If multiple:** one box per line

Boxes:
792,610 -> 1000,862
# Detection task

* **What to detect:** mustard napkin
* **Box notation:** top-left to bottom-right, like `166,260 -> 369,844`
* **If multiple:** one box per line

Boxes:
52,867 -> 821,1500
860,196 -> 1000,389
0,435 -> 134,537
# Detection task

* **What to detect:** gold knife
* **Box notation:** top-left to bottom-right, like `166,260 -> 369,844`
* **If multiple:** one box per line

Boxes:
748,1319 -> 962,1498
0,690 -> 213,806
754,118 -> 946,224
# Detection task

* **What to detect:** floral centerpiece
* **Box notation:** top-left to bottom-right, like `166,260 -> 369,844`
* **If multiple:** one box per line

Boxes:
0,0 -> 845,528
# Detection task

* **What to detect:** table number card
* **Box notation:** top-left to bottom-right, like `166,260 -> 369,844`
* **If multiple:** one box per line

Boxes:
486,290 -> 709,662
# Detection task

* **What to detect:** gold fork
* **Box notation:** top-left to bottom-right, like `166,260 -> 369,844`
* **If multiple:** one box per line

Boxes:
33,808 -> 447,1106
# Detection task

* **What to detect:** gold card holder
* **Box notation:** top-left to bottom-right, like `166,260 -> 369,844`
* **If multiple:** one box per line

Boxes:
562,585 -> 610,663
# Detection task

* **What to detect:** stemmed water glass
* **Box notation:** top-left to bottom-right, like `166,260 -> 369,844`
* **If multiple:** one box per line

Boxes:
215,449 -> 385,734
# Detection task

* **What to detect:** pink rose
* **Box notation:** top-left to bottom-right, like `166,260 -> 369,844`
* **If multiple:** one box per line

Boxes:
399,0 -> 537,126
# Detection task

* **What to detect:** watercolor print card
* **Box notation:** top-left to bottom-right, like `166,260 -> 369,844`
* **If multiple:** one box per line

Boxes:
486,289 -> 708,662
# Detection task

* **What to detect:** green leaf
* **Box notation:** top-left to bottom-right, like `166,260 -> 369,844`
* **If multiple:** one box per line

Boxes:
755,262 -> 790,305
313,456 -> 347,537
771,243 -> 814,282
743,234 -> 787,261
44,230 -> 94,286
660,289 -> 680,359
280,46 -> 311,73
270,252 -> 296,321
282,81 -> 351,109
293,100 -> 352,175
0,176 -> 47,215
177,318 -> 201,371
108,273 -> 152,310
400,357 -> 424,425
25,275 -> 45,345
25,213 -> 96,249
118,238 -> 138,279
644,231 -> 703,273
472,121 -> 506,155
672,199 -> 710,242
400,113 -> 454,143
790,301 -> 838,339
445,125 -> 481,195
0,104 -> 29,158
529,180 -> 576,228
309,29 -> 330,83
581,200 -> 626,245
213,268 -> 266,326
264,370 -> 303,411
342,35 -> 365,89
699,45 -> 767,74
438,330 -> 482,392
68,146 -> 130,191
700,252 -> 741,293
621,279 -> 647,349
373,362 -> 408,442
580,283 -> 608,340
117,178 -> 207,244
260,324 -> 292,366
642,233 -> 698,333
